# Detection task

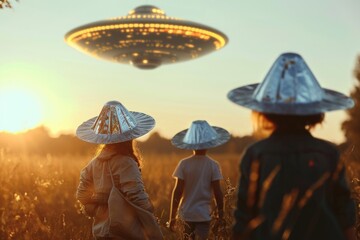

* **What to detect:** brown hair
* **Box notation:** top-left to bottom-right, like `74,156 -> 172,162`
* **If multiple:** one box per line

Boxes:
96,140 -> 142,167
263,113 -> 324,130
251,111 -> 275,139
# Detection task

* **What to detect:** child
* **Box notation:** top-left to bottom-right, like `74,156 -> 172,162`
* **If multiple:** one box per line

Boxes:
228,53 -> 356,240
76,100 -> 163,240
168,120 -> 230,240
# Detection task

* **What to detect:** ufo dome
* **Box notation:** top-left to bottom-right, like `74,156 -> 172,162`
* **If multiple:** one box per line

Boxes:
65,5 -> 228,69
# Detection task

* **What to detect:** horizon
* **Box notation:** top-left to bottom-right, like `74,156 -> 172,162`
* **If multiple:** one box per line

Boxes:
0,120 -> 349,145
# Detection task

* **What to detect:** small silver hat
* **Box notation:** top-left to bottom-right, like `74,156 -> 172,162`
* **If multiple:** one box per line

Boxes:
171,120 -> 230,150
76,100 -> 155,144
228,52 -> 354,115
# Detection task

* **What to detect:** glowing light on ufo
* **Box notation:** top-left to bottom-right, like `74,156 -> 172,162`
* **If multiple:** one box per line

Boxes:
65,5 -> 228,69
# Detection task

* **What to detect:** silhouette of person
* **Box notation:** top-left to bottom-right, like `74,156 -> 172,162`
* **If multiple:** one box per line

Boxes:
228,53 -> 356,240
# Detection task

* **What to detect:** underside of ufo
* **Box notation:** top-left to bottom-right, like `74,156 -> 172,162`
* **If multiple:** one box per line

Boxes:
65,5 -> 228,69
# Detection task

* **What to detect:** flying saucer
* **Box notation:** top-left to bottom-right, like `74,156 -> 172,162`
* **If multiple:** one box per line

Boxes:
65,5 -> 228,69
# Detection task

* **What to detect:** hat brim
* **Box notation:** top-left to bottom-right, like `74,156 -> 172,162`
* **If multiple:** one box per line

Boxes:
76,111 -> 155,144
171,126 -> 230,150
228,83 -> 354,115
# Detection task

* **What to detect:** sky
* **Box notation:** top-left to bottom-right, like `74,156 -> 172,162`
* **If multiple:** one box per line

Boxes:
0,0 -> 359,143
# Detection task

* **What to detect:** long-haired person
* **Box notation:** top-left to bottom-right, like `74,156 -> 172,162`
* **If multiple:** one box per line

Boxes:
75,100 -> 163,240
228,53 -> 356,240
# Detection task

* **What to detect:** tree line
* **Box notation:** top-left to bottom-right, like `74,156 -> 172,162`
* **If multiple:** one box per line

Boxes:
0,126 -> 257,156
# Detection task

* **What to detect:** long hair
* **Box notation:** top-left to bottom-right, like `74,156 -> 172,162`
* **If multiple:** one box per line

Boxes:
96,140 -> 142,167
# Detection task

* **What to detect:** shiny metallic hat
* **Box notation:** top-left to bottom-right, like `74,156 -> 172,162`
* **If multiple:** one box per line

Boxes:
76,101 -> 155,144
171,120 -> 230,150
228,52 -> 354,115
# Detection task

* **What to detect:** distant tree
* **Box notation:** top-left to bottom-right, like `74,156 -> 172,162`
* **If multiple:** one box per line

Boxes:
0,0 -> 17,9
138,132 -> 181,155
342,55 -> 360,145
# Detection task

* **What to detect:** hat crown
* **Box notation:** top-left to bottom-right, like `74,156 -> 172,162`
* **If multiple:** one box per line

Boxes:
253,52 -> 324,104
183,120 -> 218,144
91,101 -> 137,134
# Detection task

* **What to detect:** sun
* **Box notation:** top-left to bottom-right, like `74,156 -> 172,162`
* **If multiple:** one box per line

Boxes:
0,88 -> 43,133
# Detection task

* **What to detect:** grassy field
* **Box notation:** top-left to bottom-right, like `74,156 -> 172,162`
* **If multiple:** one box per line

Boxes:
0,150 -> 241,240
1,148 -> 359,240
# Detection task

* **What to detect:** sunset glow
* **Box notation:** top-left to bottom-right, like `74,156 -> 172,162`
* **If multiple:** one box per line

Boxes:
0,88 -> 43,133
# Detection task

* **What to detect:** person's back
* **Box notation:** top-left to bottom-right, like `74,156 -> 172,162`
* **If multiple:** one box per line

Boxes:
235,128 -> 354,240
174,154 -> 222,221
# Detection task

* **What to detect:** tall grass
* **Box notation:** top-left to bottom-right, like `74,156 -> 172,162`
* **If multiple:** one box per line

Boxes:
1,149 -> 358,239
0,151 -> 240,240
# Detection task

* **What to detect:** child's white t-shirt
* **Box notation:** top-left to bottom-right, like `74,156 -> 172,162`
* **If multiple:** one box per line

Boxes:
172,155 -> 223,222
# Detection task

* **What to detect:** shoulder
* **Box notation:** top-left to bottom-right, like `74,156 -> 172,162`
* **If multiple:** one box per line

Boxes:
206,156 -> 221,167
79,158 -> 97,178
173,156 -> 192,178
175,155 -> 200,171
109,155 -> 142,179
243,139 -> 270,157
83,157 -> 97,170
177,155 -> 194,165
308,136 -> 340,157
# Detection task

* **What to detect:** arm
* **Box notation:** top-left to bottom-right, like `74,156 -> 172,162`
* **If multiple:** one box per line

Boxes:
76,165 -> 94,205
212,180 -> 224,219
168,178 -> 184,231
232,150 -> 253,240
76,164 -> 98,217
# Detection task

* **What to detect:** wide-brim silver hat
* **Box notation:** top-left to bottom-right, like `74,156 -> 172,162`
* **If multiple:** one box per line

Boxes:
171,120 -> 230,150
228,52 -> 354,115
76,100 -> 155,144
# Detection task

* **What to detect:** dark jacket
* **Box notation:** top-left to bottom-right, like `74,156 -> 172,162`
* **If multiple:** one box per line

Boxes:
233,129 -> 355,240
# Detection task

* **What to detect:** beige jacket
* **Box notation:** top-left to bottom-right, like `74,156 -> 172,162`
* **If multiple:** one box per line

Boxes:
76,149 -> 155,238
